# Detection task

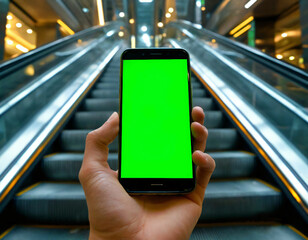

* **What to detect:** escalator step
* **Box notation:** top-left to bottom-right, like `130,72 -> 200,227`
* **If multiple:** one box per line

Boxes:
60,128 -> 238,152
90,89 -> 119,98
95,80 -> 201,89
95,82 -> 119,89
60,130 -> 118,152
206,129 -> 239,150
2,224 -> 305,240
42,153 -> 118,181
100,77 -> 119,82
82,98 -> 215,112
200,179 -> 283,221
71,110 -> 223,129
83,99 -> 119,111
0,226 -> 89,240
192,89 -> 207,97
210,151 -> 256,178
14,179 -> 282,224
193,98 -> 215,110
42,151 -> 255,181
190,225 -> 306,240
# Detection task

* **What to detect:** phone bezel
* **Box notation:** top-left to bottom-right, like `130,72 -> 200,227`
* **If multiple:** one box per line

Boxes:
118,48 -> 195,194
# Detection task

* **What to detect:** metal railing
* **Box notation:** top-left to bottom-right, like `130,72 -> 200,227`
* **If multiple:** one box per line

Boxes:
0,22 -> 125,210
165,22 -> 308,219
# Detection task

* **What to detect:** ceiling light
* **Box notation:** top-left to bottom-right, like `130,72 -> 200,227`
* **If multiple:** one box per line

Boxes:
97,0 -> 105,26
229,16 -> 254,35
16,44 -> 29,53
157,22 -> 163,28
7,15 -> 12,20
27,29 -> 33,34
201,6 -> 206,11
141,26 -> 147,32
289,56 -> 295,61
281,32 -> 287,38
6,24 -> 11,29
129,18 -> 135,24
196,1 -> 201,7
139,0 -> 153,2
233,24 -> 251,38
82,8 -> 89,13
6,39 -> 13,45
57,20 -> 75,35
119,12 -> 125,17
166,13 -> 171,18
168,7 -> 174,13
118,31 -> 124,37
16,23 -> 22,28
245,0 -> 257,9
276,54 -> 283,59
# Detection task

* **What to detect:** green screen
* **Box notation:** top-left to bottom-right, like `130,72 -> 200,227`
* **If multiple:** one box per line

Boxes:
121,59 -> 192,178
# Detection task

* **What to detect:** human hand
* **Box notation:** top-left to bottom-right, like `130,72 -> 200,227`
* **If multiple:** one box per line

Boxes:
79,106 -> 215,240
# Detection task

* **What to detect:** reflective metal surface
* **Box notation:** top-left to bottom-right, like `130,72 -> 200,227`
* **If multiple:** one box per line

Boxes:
166,23 -> 308,214
0,22 -> 124,204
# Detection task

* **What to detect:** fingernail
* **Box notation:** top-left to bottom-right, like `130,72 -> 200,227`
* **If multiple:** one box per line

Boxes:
109,112 -> 118,120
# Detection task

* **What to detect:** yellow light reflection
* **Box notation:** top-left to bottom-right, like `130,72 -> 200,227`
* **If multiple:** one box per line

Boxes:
57,20 -> 75,35
97,0 -> 105,26
25,65 -> 35,76
230,16 -> 254,35
233,24 -> 251,38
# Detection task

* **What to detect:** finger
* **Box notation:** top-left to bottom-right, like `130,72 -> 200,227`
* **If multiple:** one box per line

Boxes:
82,112 -> 119,170
192,106 -> 205,125
191,122 -> 208,152
193,150 -> 215,192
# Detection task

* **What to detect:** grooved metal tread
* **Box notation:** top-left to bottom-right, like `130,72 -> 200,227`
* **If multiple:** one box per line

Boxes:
90,88 -> 207,98
42,151 -> 256,181
14,179 -> 282,223
1,224 -> 306,240
82,97 -> 216,111
71,110 -> 224,129
59,128 -> 239,152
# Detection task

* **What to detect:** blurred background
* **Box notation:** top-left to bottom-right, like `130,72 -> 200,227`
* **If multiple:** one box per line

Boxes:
0,0 -> 307,71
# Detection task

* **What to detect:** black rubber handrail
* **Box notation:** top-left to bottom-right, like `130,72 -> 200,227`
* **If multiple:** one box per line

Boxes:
0,22 -> 115,79
171,20 -> 308,89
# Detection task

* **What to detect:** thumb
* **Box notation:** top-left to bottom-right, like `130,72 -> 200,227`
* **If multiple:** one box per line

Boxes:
80,112 -> 119,179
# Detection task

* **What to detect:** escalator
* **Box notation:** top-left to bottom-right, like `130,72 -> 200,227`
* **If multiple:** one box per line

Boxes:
1,23 -> 308,239
1,50 -> 307,239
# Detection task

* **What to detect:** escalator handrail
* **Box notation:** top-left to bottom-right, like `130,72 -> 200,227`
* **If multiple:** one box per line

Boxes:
0,21 -> 115,79
169,23 -> 308,124
0,39 -> 122,211
172,20 -> 308,89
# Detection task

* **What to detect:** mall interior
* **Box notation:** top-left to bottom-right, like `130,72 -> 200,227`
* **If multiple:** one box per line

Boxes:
0,0 -> 307,239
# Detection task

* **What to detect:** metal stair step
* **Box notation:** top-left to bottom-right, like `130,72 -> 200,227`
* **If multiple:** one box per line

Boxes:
190,225 -> 305,240
42,151 -> 256,181
13,179 -> 282,224
95,82 -> 119,89
42,153 -> 118,181
2,224 -> 305,240
60,128 -> 238,152
82,99 -> 119,111
82,98 -> 215,112
90,89 -> 119,98
200,179 -> 283,221
71,110 -> 223,129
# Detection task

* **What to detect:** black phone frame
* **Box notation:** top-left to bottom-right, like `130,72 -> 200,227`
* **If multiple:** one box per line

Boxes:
118,48 -> 195,194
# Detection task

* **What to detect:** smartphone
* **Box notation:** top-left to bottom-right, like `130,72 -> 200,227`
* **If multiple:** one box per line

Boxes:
119,48 -> 195,194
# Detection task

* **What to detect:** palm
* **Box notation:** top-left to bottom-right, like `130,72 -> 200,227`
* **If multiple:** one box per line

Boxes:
87,168 -> 203,240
